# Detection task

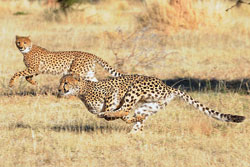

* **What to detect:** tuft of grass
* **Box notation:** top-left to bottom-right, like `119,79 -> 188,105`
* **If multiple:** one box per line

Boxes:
13,11 -> 29,16
43,8 -> 62,22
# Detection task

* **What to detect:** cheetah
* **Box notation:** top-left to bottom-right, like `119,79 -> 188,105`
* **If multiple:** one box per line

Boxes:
58,74 -> 245,133
9,35 -> 122,87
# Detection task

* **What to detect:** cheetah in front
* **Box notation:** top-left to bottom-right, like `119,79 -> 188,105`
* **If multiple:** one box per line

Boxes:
58,74 -> 245,133
9,36 -> 122,87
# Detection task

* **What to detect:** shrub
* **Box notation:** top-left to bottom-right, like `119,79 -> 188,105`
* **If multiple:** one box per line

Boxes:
57,0 -> 99,14
136,0 -> 208,34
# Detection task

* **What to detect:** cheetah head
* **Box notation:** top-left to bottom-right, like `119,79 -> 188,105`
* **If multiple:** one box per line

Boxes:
57,74 -> 84,98
16,35 -> 32,54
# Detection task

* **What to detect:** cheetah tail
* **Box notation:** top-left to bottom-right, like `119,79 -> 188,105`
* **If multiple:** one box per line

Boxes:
173,89 -> 245,123
95,57 -> 123,77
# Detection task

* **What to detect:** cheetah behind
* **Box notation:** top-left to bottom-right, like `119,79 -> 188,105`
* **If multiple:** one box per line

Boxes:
9,36 -> 122,87
58,74 -> 245,133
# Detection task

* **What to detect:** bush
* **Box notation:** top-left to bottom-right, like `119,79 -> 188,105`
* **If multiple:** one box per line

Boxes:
136,0 -> 207,34
57,0 -> 99,14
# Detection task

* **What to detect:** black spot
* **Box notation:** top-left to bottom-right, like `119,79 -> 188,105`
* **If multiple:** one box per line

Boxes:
230,115 -> 245,123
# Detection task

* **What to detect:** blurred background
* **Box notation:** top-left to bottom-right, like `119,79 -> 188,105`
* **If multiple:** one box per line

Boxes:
0,0 -> 250,94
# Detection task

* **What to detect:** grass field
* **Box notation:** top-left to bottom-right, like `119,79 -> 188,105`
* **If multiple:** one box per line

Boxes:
0,0 -> 249,166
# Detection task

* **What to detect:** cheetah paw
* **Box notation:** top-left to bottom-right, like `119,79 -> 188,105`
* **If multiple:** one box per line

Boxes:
9,83 -> 14,88
97,112 -> 106,118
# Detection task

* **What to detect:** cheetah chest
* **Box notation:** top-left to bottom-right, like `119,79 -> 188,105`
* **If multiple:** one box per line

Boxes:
79,96 -> 105,115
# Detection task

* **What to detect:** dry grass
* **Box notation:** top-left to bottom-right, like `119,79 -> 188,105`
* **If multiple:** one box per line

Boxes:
0,0 -> 250,166
0,93 -> 249,167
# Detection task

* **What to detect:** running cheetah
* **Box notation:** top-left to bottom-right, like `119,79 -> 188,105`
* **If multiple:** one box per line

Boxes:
58,74 -> 245,133
9,35 -> 122,87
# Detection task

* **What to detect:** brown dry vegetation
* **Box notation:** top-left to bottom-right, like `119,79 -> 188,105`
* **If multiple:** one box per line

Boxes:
0,0 -> 249,166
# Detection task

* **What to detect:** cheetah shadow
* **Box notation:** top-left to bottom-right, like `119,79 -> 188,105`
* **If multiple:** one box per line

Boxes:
163,78 -> 250,94
10,121 -> 128,133
1,84 -> 58,96
50,123 -> 128,133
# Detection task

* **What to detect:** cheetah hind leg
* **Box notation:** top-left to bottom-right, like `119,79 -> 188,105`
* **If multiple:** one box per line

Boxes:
83,68 -> 98,82
129,113 -> 150,134
127,102 -> 162,133
122,102 -> 161,124
126,114 -> 148,134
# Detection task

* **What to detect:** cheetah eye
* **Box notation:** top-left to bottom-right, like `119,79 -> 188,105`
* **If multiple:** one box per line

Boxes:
17,42 -> 20,45
24,42 -> 26,44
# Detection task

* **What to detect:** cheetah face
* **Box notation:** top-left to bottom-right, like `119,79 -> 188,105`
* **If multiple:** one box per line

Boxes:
16,35 -> 32,54
58,75 -> 81,98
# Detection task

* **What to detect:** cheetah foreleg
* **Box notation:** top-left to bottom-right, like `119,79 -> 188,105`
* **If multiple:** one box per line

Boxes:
98,89 -> 122,119
9,68 -> 37,87
98,86 -> 143,119
121,115 -> 145,124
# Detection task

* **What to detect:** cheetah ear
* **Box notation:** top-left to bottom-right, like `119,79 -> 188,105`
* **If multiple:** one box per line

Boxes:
27,35 -> 31,39
16,35 -> 20,40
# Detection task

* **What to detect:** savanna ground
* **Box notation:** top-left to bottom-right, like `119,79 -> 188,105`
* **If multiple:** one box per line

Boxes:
0,0 -> 250,166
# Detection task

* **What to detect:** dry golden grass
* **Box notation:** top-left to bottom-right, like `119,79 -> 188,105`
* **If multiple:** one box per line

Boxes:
0,0 -> 249,166
0,93 -> 249,167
